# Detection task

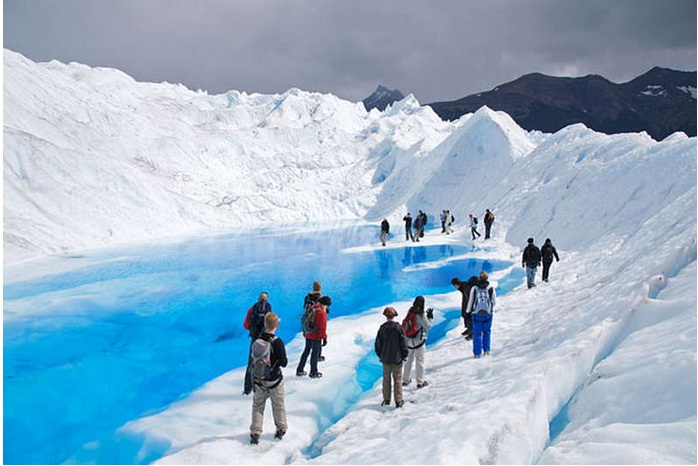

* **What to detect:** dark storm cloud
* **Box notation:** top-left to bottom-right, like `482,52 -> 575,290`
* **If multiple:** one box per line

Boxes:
4,0 -> 696,103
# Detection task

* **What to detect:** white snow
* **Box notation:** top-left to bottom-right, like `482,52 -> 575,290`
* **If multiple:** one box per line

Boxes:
4,49 -> 697,464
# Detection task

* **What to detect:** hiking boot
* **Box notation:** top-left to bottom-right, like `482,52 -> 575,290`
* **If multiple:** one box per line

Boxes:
402,379 -> 411,386
461,329 -> 468,336
465,335 -> 473,341
309,372 -> 323,379
395,400 -> 405,408
319,356 -> 326,362
484,351 -> 490,356
250,434 -> 260,445
381,400 -> 391,406
474,354 -> 481,359
416,381 -> 429,389
296,371 -> 307,377
274,430 -> 286,440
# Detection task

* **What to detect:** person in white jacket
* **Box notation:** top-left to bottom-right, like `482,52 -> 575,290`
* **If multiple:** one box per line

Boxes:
401,296 -> 433,388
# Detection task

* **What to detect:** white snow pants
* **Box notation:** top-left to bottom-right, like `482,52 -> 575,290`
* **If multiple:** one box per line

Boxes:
403,343 -> 426,383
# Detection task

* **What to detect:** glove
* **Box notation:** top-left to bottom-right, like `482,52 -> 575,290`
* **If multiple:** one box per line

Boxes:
322,338 -> 327,346
426,308 -> 434,319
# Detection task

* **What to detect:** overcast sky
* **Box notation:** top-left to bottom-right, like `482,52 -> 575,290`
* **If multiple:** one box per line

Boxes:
4,0 -> 697,103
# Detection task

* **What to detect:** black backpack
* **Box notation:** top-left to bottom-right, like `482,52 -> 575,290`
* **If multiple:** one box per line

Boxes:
249,301 -> 270,339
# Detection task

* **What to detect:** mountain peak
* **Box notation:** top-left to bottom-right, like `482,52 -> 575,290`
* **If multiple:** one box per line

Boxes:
362,85 -> 406,111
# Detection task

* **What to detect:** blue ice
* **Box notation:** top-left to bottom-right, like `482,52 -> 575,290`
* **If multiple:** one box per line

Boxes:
4,223 -> 514,464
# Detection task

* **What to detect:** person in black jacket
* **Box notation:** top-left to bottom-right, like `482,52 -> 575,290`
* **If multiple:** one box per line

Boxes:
380,219 -> 390,246
451,276 -> 479,339
540,238 -> 560,282
522,238 -> 542,289
249,312 -> 288,445
375,306 -> 408,408
403,213 -> 415,242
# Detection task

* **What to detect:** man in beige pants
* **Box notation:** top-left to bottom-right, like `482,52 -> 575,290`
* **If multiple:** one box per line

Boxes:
250,312 -> 288,444
374,307 -> 409,408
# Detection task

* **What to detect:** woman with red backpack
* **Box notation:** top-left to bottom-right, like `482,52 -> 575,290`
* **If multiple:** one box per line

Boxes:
401,296 -> 433,389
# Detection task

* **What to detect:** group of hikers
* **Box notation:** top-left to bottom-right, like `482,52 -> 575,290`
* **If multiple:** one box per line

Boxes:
380,208 -> 496,247
241,218 -> 562,444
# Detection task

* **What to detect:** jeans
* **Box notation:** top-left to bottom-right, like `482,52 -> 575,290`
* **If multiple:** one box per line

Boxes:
472,313 -> 493,356
296,338 -> 321,375
525,265 -> 538,288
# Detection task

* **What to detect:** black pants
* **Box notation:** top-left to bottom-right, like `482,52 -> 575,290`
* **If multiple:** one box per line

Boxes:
462,311 -> 473,336
485,222 -> 492,239
542,259 -> 553,281
296,338 -> 322,375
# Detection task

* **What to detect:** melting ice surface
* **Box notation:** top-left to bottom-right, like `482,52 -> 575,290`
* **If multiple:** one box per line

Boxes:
4,223 -> 514,464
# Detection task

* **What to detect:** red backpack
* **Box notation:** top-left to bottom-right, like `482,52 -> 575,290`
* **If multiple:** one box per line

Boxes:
401,312 -> 421,338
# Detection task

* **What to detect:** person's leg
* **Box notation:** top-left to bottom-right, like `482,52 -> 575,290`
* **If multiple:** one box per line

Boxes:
270,382 -> 287,436
415,344 -> 425,383
393,364 -> 404,406
465,312 -> 473,338
309,339 -> 321,375
472,316 -> 483,357
382,364 -> 391,403
296,338 -> 311,374
402,348 -> 415,384
250,386 -> 268,437
482,316 -> 493,354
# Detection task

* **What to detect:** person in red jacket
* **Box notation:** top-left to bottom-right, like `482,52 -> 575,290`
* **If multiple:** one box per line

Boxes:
296,296 -> 330,378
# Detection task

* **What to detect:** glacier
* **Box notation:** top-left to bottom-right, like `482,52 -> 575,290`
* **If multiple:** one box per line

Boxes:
3,49 -> 696,464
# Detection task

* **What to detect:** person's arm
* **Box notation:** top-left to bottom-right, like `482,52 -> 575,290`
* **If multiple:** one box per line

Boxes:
274,338 -> 288,368
466,287 -> 476,313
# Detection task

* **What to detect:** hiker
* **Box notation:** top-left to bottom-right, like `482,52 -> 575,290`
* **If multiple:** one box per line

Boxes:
522,238 -> 542,289
380,218 -> 390,247
303,281 -> 326,362
375,306 -> 408,408
419,211 -> 428,237
469,213 -> 481,240
466,271 -> 497,358
296,296 -> 330,378
541,238 -> 560,282
446,210 -> 454,234
243,292 -> 272,395
413,211 -> 424,242
401,296 -> 434,389
249,312 -> 288,445
403,213 -> 415,242
451,275 -> 479,339
440,210 -> 447,233
484,209 -> 495,239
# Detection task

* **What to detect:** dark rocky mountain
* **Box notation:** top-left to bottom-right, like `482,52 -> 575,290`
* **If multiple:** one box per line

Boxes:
426,67 -> 696,140
362,85 -> 406,111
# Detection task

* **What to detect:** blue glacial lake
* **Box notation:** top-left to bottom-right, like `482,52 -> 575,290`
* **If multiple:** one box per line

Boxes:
4,223 -> 515,464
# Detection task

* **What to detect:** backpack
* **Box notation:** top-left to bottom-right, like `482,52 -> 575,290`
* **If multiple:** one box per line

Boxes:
473,217 -> 478,225
401,312 -> 421,338
249,302 -> 269,339
301,304 -> 319,334
250,336 -> 277,383
473,286 -> 492,316
303,293 -> 320,311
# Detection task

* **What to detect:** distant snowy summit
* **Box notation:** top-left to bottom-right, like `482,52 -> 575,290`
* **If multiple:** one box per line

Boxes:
427,67 -> 697,140
362,85 -> 406,111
